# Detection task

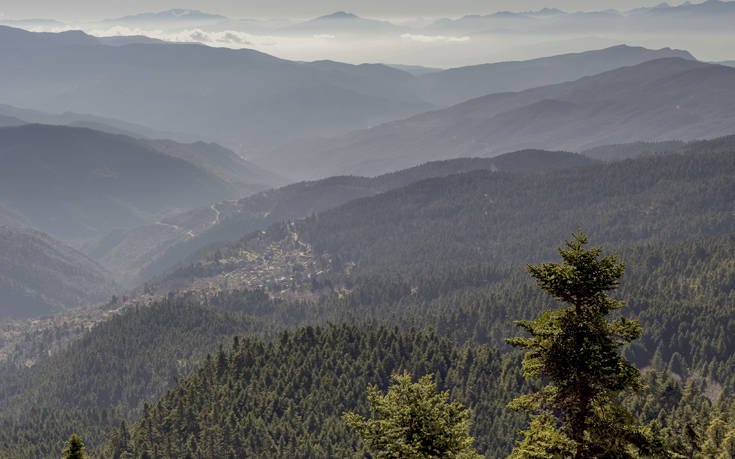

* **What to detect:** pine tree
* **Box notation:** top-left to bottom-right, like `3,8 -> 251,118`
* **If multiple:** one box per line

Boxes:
61,434 -> 88,459
702,418 -> 729,457
718,429 -> 735,459
343,372 -> 482,459
507,233 -> 658,458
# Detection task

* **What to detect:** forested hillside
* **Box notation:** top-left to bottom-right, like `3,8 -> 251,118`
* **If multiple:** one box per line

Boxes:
1,6 -> 734,458
158,146 -> 735,292
2,142 -> 735,456
0,299 -> 258,458
117,325 -> 520,458
89,149 -> 591,286
583,134 -> 735,161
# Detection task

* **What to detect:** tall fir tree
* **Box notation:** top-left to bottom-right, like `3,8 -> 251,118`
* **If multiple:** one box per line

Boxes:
61,434 -> 88,459
507,233 -> 660,458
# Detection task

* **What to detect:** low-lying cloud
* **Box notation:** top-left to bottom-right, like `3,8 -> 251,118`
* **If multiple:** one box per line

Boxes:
4,20 -> 733,67
95,26 -> 256,46
400,33 -> 471,43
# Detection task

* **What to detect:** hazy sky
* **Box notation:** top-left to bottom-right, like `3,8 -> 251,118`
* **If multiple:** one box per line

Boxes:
0,0 -> 671,21
1,0 -> 731,66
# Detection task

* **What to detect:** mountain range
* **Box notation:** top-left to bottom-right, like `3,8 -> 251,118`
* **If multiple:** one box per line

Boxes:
0,25 -> 432,153
415,45 -> 694,106
1,4 -> 735,459
0,125 -> 278,242
0,103 -> 197,143
0,25 -> 702,164
428,0 -> 735,33
263,58 -> 735,178
84,150 -> 593,286
153,135 -> 735,298
77,2 -> 735,36
280,11 -> 400,35
2,139 -> 735,456
0,82 -> 734,458
0,226 -> 118,318
105,9 -> 227,27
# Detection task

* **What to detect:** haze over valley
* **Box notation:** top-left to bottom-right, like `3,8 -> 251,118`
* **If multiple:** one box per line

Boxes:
1,1 -> 735,458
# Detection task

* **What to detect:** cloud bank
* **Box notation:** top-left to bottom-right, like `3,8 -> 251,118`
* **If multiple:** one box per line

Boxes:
400,33 -> 470,43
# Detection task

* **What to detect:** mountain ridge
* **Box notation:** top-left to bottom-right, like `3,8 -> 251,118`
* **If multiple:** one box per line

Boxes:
262,58 -> 735,178
152,137 -> 735,298
0,124 -> 275,242
0,226 -> 119,319
0,26 -> 433,153
0,27 -> 698,164
86,150 -> 593,286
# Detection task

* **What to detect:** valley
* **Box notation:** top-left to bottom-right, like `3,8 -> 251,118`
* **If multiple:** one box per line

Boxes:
0,7 -> 734,458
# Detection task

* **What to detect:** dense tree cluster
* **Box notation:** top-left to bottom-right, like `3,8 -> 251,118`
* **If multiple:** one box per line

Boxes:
114,325 -> 522,458
0,299 -> 258,457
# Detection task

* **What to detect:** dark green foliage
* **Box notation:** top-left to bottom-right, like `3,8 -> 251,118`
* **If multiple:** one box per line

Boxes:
61,434 -> 87,459
292,149 -> 735,279
508,234 -> 651,458
144,150 -> 590,286
0,297 -> 258,458
2,234 -> 734,457
3,146 -> 735,457
119,325 -> 523,458
4,232 -> 734,457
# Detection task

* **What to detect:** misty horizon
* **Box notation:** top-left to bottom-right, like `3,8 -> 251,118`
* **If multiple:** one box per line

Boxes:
1,1 -> 735,457
2,0 -> 735,65
0,0 -> 709,22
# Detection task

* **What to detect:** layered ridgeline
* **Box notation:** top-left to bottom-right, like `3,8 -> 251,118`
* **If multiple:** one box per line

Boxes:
0,103 -> 193,142
0,114 -> 25,128
157,136 -> 735,294
265,58 -> 735,178
85,150 -> 593,286
2,145 -> 735,456
0,25 -> 696,156
583,134 -> 735,161
415,44 -> 694,106
0,25 -> 431,152
428,0 -> 735,34
0,226 -> 118,318
282,11 -> 401,35
0,124 -> 279,243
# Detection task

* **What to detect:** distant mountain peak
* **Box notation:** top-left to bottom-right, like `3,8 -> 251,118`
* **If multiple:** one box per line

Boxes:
317,11 -> 360,20
494,7 -> 566,17
111,9 -> 227,23
291,11 -> 398,32
534,8 -> 566,15
167,8 -> 211,17
630,0 -> 735,14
